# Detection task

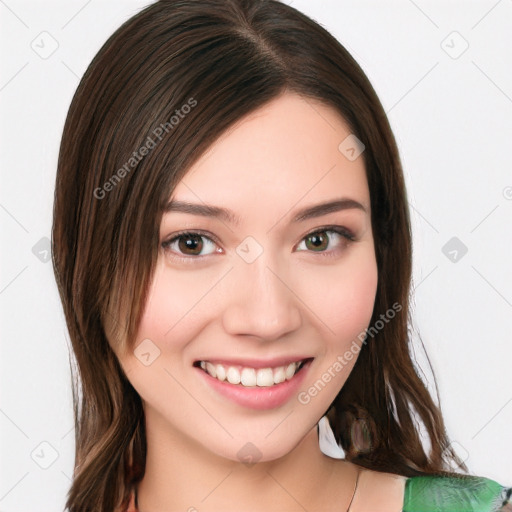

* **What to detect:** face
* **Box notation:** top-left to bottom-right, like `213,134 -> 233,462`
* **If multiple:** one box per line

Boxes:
115,92 -> 378,463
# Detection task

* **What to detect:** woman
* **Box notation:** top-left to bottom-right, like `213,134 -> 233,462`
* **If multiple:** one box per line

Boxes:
51,0 -> 511,510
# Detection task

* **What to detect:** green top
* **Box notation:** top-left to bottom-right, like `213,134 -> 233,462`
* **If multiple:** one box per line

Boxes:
403,475 -> 512,512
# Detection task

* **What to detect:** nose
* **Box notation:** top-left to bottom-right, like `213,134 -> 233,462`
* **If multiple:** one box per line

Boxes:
221,254 -> 302,341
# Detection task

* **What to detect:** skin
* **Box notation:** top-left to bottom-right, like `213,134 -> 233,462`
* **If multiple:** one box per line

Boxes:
114,92 -> 405,511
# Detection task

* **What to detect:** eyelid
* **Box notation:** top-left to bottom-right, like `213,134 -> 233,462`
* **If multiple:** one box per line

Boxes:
163,229 -> 221,246
297,224 -> 356,245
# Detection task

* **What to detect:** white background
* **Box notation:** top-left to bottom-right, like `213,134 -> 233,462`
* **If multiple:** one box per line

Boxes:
0,0 -> 511,510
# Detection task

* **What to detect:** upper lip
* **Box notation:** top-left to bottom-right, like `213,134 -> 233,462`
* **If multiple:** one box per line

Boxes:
194,356 -> 313,369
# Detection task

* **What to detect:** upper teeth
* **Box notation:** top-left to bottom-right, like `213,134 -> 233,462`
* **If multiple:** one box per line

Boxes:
199,361 -> 303,387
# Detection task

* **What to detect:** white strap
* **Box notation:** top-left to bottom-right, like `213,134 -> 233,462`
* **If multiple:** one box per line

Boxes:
318,415 -> 346,459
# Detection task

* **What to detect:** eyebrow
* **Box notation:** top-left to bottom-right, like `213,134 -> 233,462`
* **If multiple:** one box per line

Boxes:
163,198 -> 367,225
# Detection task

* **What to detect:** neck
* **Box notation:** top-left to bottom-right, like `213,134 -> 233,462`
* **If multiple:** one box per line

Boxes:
136,407 -> 358,512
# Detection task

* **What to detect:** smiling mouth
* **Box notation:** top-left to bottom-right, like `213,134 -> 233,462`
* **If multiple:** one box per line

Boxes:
193,358 -> 313,387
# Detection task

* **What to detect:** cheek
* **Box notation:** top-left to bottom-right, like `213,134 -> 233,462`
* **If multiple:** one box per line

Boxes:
298,249 -> 378,344
119,261 -> 210,402
136,260 -> 211,342
293,251 -> 377,412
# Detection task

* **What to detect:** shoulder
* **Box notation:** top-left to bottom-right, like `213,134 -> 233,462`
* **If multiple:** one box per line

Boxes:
350,466 -> 407,510
403,474 -> 512,512
348,465 -> 511,512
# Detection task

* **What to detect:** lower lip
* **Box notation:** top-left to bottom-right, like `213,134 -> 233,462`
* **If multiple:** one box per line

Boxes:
195,360 -> 312,410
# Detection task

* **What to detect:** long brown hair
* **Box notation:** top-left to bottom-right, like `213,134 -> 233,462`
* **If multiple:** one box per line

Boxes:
52,0 -> 466,510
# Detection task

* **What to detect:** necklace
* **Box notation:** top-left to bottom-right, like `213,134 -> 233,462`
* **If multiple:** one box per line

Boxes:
346,466 -> 361,512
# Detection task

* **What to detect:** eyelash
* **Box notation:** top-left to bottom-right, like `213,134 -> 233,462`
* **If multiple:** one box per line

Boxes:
161,225 -> 356,264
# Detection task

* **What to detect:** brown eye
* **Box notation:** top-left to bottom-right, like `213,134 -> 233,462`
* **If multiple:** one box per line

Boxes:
162,232 -> 218,257
177,234 -> 204,255
304,231 -> 329,251
297,228 -> 354,254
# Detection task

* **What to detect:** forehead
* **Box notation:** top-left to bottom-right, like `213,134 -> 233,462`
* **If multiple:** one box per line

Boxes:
169,92 -> 370,219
